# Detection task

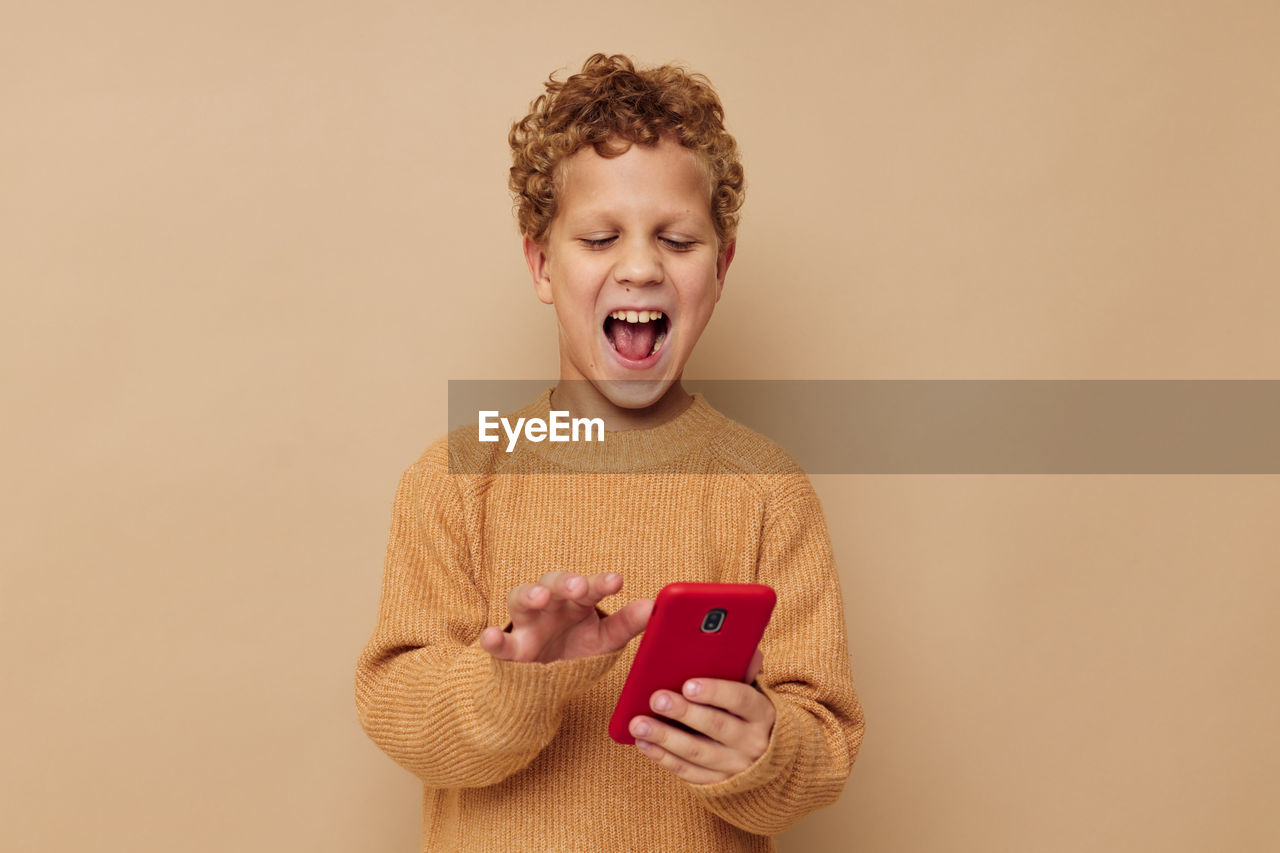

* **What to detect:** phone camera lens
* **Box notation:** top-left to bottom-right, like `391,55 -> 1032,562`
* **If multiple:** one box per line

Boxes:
701,608 -> 727,633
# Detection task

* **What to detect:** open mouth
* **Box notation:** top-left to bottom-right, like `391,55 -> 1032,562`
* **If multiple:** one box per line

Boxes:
603,310 -> 669,361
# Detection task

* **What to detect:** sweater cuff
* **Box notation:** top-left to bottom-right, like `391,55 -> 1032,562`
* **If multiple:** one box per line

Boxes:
684,682 -> 800,804
474,646 -> 624,736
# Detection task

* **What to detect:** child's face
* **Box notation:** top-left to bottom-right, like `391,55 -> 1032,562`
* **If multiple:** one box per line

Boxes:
523,135 -> 734,415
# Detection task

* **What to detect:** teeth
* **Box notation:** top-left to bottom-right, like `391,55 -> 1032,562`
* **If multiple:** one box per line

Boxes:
608,310 -> 665,323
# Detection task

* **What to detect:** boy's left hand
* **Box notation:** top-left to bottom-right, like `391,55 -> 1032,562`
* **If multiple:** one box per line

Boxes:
629,649 -> 775,784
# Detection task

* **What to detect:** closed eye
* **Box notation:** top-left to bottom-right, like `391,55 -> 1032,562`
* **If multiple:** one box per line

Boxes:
579,236 -> 696,250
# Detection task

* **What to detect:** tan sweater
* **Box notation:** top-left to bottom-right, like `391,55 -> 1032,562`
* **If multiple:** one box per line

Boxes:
355,389 -> 865,852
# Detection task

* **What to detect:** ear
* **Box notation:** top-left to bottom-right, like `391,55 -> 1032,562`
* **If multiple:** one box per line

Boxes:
523,235 -> 554,305
714,239 -> 736,302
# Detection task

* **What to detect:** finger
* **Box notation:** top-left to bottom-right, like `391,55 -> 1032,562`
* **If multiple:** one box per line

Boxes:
745,647 -> 764,683
580,571 -> 624,606
479,625 -> 519,660
634,738 -> 728,785
683,677 -> 775,726
629,715 -> 749,780
507,583 -> 551,619
649,689 -> 754,750
536,571 -> 588,602
599,597 -> 653,652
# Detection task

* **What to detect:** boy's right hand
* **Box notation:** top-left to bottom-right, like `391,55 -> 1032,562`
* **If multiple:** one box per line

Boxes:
479,572 -> 653,663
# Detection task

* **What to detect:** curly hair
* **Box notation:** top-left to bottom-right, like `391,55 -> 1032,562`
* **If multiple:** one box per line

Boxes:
508,53 -> 745,248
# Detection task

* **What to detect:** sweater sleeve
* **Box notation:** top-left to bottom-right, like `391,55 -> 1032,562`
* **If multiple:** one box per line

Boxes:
353,452 -> 622,788
687,475 -> 866,834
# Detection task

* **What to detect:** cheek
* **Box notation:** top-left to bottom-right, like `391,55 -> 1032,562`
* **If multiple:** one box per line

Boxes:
687,280 -> 721,317
676,305 -> 716,348
556,306 -> 596,335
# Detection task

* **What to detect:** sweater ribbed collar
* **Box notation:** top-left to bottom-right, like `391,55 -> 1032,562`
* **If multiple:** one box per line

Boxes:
515,386 -> 724,473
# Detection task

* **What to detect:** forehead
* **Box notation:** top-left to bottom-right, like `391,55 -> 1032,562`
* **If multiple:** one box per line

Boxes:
556,137 -> 713,225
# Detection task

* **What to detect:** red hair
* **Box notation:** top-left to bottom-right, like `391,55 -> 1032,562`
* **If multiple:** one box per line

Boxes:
509,54 -> 745,247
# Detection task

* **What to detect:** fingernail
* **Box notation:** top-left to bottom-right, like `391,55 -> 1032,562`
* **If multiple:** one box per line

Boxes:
632,720 -> 651,737
652,693 -> 671,712
684,681 -> 701,697
607,573 -> 620,583
566,577 -> 583,592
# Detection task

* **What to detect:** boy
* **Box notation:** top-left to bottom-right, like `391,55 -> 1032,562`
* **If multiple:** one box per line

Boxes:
355,53 -> 865,852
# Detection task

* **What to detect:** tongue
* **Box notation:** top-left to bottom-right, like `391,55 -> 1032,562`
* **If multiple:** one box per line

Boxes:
608,318 -> 658,361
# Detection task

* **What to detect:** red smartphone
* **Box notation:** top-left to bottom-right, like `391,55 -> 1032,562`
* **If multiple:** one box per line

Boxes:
609,582 -> 776,745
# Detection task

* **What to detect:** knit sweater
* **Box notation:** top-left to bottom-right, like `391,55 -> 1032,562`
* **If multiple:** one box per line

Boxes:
354,389 -> 865,852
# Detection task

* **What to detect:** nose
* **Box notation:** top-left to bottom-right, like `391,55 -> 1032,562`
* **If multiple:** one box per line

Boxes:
613,237 -> 664,287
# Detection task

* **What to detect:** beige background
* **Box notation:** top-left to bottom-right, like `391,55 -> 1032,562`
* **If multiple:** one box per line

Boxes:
3,1 -> 1277,850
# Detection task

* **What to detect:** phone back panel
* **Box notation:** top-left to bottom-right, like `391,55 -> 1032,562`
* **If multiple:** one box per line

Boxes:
609,582 -> 776,744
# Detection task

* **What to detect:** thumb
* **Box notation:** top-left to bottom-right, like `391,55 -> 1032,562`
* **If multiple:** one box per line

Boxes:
599,597 -> 653,652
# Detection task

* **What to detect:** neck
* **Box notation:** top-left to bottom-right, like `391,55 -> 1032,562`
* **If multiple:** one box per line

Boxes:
549,380 -> 693,431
